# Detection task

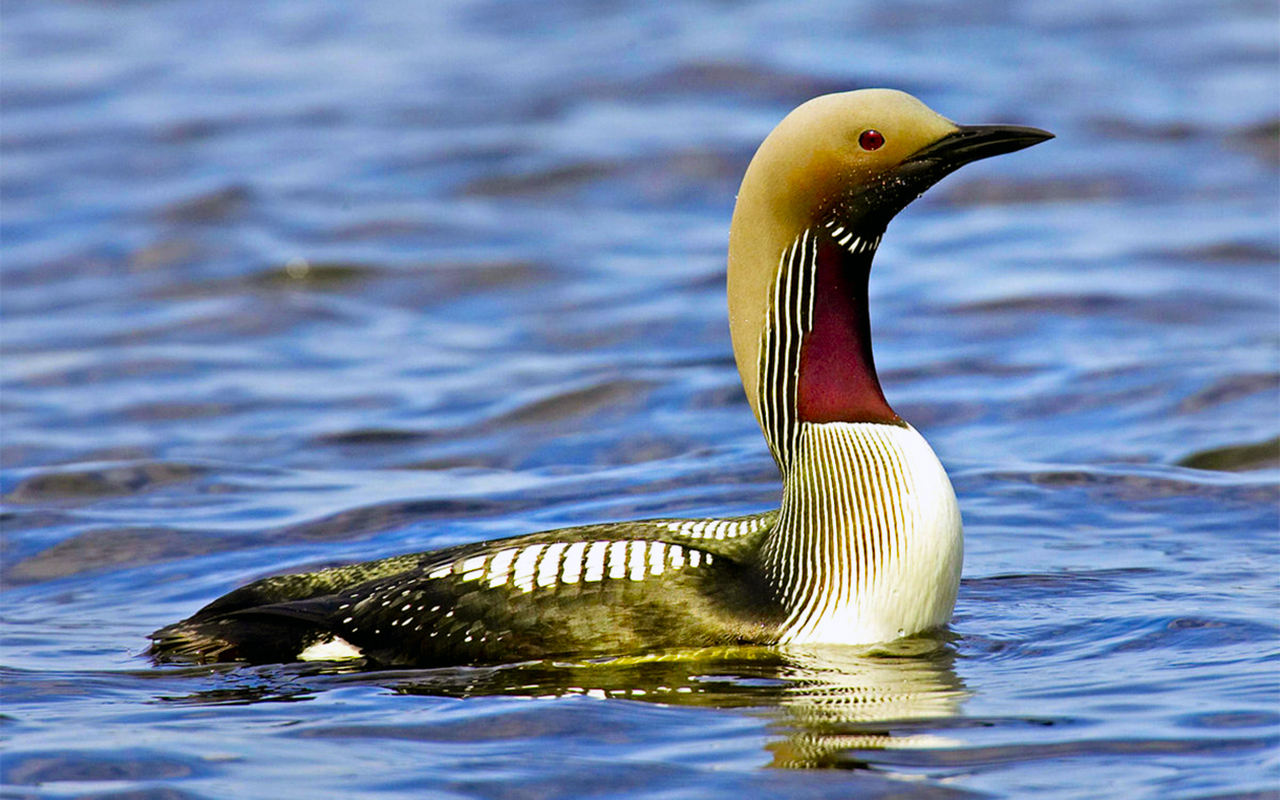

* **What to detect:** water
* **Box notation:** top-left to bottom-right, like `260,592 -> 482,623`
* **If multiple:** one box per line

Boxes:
2,0 -> 1277,797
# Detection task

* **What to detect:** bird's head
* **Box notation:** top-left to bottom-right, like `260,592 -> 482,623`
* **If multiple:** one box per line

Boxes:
727,89 -> 1052,430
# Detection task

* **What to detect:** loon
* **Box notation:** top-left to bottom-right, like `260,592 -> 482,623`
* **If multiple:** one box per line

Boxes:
149,90 -> 1051,668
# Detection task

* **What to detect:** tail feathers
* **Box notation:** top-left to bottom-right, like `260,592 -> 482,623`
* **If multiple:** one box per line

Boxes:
147,600 -> 340,665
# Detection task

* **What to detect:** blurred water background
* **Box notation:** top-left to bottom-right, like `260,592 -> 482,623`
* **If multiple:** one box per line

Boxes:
3,1 -> 1278,798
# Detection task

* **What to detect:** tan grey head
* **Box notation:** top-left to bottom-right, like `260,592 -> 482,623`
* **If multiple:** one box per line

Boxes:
726,89 -> 1052,464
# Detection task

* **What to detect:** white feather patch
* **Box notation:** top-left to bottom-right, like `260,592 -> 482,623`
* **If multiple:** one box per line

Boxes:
298,636 -> 364,662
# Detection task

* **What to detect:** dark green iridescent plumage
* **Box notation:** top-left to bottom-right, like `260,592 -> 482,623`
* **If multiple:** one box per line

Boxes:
149,512 -> 784,666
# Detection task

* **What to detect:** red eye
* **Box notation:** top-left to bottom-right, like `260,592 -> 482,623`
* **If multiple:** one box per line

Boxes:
858,129 -> 885,151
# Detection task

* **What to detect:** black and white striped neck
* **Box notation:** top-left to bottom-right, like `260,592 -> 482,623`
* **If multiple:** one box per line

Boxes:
756,224 -> 901,475
749,222 -> 962,644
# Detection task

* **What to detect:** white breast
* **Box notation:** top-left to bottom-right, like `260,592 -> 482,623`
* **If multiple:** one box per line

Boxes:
770,422 -> 963,645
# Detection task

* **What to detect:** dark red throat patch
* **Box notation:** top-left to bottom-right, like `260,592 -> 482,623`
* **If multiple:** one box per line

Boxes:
795,237 -> 901,426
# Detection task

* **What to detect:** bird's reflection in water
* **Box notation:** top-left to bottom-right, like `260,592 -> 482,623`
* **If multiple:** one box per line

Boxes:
154,635 -> 964,770
762,638 -> 966,768
380,634 -> 967,769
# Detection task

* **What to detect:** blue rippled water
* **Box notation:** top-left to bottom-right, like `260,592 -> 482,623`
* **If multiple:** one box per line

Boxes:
3,1 -> 1277,798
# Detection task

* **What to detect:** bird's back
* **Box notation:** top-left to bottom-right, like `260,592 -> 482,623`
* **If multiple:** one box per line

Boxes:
148,512 -> 784,666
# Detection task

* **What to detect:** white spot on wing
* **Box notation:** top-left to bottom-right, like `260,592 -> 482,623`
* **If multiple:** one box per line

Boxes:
584,541 -> 608,582
561,541 -> 587,583
538,542 -> 567,588
607,541 -> 628,580
648,542 -> 666,576
627,541 -> 646,581
512,544 -> 545,593
487,548 -> 518,588
669,544 -> 685,569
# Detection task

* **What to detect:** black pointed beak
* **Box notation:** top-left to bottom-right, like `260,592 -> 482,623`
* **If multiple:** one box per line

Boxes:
904,124 -> 1055,172
845,122 -> 1053,231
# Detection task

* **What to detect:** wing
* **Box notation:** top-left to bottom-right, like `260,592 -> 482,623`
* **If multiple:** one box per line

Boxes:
312,527 -> 784,666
